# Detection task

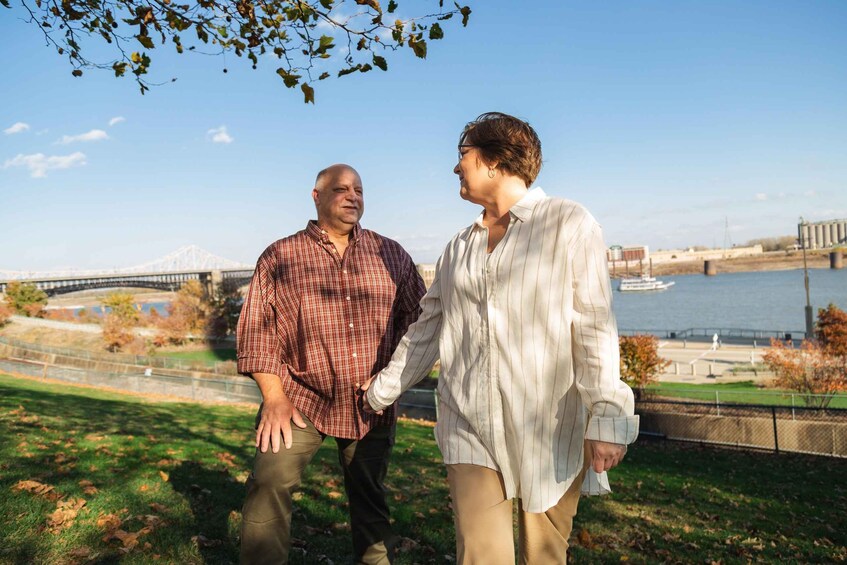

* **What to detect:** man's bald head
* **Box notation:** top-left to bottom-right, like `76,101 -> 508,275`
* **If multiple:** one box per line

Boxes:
314,164 -> 361,191
312,163 -> 364,236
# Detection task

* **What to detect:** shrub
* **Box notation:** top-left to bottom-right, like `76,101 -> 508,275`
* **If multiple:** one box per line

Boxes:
619,334 -> 670,398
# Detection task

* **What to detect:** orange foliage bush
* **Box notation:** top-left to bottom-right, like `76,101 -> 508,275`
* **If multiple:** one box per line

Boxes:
619,334 -> 670,396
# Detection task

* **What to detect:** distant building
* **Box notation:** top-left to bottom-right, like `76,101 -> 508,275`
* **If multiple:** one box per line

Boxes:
416,264 -> 436,289
798,218 -> 847,250
607,245 -> 649,263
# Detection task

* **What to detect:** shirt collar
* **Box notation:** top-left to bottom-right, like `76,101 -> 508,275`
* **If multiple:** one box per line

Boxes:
305,220 -> 362,244
465,187 -> 547,239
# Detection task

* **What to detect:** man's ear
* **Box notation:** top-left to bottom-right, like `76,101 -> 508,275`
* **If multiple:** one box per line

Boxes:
312,187 -> 320,205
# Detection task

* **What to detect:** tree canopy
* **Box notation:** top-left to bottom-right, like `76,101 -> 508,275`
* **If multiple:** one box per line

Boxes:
7,0 -> 471,101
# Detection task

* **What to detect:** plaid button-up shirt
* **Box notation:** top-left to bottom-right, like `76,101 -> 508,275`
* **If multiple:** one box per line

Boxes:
237,221 -> 426,439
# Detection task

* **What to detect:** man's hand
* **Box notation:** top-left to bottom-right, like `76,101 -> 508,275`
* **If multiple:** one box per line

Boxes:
357,376 -> 384,415
587,440 -> 627,473
256,394 -> 307,453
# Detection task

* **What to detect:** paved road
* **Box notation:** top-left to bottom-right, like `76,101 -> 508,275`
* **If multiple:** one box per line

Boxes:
657,339 -> 772,384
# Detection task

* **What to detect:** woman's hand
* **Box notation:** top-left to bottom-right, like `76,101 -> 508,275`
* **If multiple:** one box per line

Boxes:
357,376 -> 384,415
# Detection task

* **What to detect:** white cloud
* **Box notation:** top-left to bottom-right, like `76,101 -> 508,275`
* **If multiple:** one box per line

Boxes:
754,193 -> 768,201
58,129 -> 109,144
108,116 -> 126,127
4,122 -> 30,135
804,189 -> 817,197
207,126 -> 234,144
2,152 -> 87,178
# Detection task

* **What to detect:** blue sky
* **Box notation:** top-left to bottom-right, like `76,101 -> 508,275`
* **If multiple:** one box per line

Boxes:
2,1 -> 846,271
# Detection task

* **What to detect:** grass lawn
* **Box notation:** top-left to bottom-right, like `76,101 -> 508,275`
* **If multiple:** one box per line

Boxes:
1,374 -> 845,564
647,381 -> 847,409
159,349 -> 238,365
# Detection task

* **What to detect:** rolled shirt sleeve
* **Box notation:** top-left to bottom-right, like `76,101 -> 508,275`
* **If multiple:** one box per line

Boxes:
570,222 -> 639,446
236,252 -> 291,382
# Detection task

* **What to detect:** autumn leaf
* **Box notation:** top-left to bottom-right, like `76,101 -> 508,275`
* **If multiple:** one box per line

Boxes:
327,491 -> 343,499
47,497 -> 86,532
79,479 -> 98,495
97,513 -> 123,533
577,528 -> 594,548
158,470 -> 169,482
12,479 -> 60,500
149,502 -> 169,514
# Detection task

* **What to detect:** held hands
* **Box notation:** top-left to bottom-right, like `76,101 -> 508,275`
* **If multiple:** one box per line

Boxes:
256,394 -> 307,453
357,376 -> 383,415
587,439 -> 627,473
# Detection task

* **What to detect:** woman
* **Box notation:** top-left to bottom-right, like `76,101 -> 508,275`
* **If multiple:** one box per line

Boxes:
362,112 -> 638,564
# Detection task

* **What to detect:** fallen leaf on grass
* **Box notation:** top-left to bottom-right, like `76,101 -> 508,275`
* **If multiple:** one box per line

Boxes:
47,498 -> 86,532
149,502 -> 169,514
397,537 -> 418,553
68,546 -> 95,560
97,513 -> 123,533
158,470 -> 169,482
327,491 -> 343,500
138,484 -> 149,492
192,534 -> 222,548
577,529 -> 594,549
12,479 -> 61,501
79,480 -> 98,495
216,452 -> 238,467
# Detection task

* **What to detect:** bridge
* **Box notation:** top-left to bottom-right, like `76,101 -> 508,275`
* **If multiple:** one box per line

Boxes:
0,246 -> 255,297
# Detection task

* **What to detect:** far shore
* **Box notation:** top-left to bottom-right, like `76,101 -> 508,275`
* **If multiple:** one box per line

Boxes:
617,250 -> 838,277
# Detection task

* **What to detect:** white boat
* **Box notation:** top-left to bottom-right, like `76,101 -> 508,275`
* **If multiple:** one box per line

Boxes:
617,274 -> 675,292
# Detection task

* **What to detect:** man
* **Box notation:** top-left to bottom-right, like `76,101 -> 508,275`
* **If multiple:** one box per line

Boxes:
362,112 -> 638,564
237,164 -> 426,564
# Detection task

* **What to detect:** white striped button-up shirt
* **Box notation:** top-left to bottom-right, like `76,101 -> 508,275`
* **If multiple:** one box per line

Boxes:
367,187 -> 639,512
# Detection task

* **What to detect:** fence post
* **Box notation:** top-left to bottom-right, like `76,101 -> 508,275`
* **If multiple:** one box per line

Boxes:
772,406 -> 779,454
791,395 -> 796,421
715,391 -> 720,417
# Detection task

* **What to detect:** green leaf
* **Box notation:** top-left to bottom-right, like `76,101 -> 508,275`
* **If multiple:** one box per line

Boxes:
429,22 -> 443,40
0,0 -> 11,8
136,34 -> 155,49
372,54 -> 387,71
409,35 -> 427,58
276,68 -> 300,88
319,0 -> 333,8
317,34 -> 334,53
112,62 -> 128,77
301,83 -> 315,104
387,0 -> 396,13
318,71 -> 330,80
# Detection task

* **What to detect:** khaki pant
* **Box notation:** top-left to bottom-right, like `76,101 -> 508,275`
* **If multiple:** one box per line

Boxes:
446,451 -> 589,565
240,415 -> 396,565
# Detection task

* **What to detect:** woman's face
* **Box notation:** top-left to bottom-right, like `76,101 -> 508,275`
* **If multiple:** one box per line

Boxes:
453,144 -> 495,204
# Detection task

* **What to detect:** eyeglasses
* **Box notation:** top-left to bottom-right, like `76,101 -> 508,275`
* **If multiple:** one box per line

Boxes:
457,144 -> 475,162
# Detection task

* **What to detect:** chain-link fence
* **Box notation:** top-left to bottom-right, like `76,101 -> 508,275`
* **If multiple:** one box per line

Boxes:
0,336 -> 238,375
637,399 -> 847,458
0,357 -> 437,415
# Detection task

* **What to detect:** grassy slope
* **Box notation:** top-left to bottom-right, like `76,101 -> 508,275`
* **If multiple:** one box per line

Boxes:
648,380 -> 847,408
1,374 -> 845,564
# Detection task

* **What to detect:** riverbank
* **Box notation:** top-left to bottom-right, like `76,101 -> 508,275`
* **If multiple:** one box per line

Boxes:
648,250 -> 835,276
46,289 -> 176,309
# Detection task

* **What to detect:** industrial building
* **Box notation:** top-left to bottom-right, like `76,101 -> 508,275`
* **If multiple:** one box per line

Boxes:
798,219 -> 847,250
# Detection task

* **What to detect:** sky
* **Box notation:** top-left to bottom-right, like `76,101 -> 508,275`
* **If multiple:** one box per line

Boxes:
2,1 -> 846,272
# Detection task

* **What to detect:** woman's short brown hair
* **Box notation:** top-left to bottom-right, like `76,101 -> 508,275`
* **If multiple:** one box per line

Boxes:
459,112 -> 543,186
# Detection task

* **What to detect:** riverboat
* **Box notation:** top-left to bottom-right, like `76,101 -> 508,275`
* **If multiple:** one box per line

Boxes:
617,274 -> 675,292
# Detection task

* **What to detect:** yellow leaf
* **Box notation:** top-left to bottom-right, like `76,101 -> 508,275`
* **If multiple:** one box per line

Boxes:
158,470 -> 169,482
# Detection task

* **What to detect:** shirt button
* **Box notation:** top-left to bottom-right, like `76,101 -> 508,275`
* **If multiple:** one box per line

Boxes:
342,270 -> 347,274
352,353 -> 357,358
346,296 -> 351,301
349,323 -> 354,328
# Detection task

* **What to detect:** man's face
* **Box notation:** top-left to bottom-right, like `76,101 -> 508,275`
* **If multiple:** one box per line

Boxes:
313,167 -> 364,229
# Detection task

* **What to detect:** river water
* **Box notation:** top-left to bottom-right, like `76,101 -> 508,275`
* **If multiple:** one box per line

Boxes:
613,267 -> 847,333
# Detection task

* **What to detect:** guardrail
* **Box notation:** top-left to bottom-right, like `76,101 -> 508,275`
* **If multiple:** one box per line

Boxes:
619,327 -> 807,342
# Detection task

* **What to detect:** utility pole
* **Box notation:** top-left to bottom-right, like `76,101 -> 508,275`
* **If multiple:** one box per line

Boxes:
799,217 -> 814,338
